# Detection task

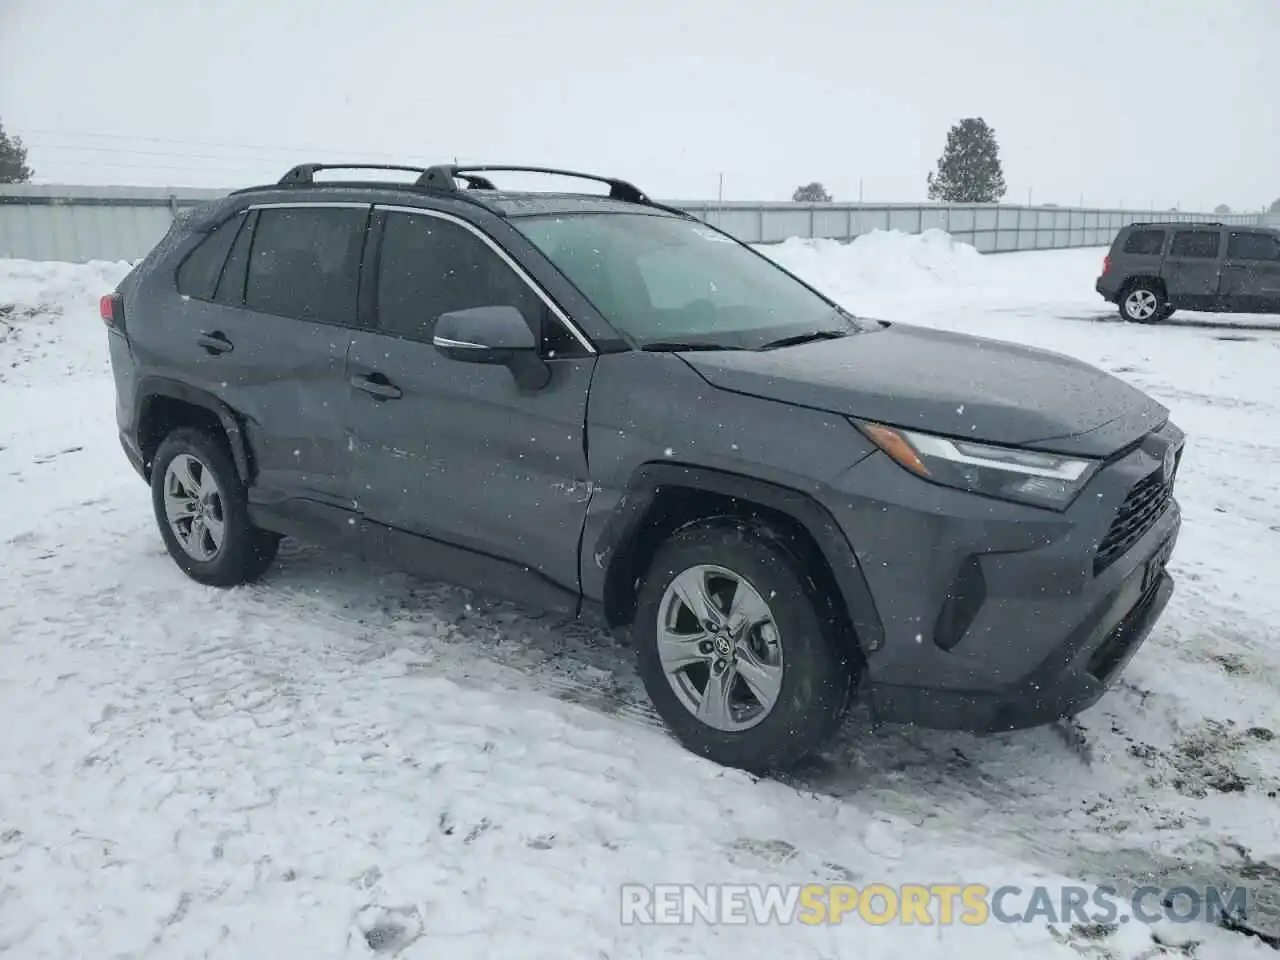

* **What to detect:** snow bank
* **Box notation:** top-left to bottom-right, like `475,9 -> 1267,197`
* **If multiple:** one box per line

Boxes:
0,259 -> 132,383
759,230 -> 994,309
0,258 -> 132,321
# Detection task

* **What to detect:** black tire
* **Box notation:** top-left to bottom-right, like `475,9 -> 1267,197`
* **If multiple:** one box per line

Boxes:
1119,281 -> 1170,324
633,520 -> 854,772
150,427 -> 280,587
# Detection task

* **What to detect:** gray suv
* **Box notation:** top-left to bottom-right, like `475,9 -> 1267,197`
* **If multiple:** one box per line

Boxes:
1097,221 -> 1280,322
104,163 -> 1184,770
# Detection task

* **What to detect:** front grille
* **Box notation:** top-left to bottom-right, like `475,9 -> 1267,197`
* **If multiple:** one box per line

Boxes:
1093,464 -> 1175,574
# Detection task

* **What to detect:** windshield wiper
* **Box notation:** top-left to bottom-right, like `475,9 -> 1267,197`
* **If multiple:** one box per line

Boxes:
757,329 -> 849,351
640,341 -> 743,352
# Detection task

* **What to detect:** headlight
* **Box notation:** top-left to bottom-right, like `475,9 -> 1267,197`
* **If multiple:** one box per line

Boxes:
852,419 -> 1099,509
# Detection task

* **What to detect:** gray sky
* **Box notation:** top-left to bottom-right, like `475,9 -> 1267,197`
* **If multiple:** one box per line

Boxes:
2,0 -> 1277,210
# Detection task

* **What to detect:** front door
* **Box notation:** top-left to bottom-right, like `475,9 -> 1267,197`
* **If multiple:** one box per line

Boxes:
1160,229 -> 1222,309
1221,231 -> 1280,313
345,207 -> 596,602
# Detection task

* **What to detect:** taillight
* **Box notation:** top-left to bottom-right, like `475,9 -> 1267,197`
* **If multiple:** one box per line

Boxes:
1101,255 -> 1111,276
100,292 -> 125,332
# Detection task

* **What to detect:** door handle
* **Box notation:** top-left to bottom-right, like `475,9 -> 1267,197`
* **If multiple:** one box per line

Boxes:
196,331 -> 234,355
351,374 -> 403,400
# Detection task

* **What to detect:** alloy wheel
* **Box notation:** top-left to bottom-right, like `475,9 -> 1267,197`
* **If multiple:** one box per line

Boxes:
162,453 -> 226,562
656,564 -> 784,732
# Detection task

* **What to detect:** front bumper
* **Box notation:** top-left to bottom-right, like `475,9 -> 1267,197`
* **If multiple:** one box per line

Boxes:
824,422 -> 1183,732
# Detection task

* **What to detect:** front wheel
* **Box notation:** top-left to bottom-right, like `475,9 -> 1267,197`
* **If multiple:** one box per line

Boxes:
1120,283 -> 1170,323
633,521 -> 854,771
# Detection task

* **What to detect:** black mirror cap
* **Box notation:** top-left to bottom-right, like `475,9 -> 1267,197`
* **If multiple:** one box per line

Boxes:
433,305 -> 538,363
433,304 -> 551,389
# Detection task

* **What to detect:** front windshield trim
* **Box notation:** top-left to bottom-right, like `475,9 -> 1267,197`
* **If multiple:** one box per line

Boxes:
511,211 -> 864,351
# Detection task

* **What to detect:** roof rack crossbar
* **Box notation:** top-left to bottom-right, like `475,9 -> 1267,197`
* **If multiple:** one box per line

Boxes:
277,163 -> 433,186
416,164 -> 651,204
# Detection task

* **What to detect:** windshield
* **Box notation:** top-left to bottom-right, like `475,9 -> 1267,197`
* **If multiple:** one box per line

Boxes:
514,213 -> 866,349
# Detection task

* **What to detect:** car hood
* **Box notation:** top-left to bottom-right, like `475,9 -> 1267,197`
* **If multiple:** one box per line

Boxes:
682,324 -> 1168,457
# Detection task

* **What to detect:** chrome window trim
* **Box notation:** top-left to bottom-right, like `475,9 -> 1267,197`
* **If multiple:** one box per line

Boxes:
374,203 -> 596,355
246,201 -> 373,210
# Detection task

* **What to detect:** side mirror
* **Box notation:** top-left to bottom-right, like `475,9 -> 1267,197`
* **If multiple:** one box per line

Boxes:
432,305 -> 550,389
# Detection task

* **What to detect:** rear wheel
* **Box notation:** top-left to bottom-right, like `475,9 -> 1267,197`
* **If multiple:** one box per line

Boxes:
633,520 -> 853,771
151,427 -> 280,586
1120,282 -> 1169,323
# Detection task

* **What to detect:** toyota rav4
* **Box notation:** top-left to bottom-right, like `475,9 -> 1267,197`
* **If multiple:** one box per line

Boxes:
103,163 -> 1184,770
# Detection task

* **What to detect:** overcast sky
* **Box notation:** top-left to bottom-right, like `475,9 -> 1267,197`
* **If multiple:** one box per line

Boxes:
2,0 -> 1276,210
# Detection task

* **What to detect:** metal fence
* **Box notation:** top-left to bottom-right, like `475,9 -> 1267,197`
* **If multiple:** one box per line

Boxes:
679,201 -> 1264,252
0,183 -> 1267,264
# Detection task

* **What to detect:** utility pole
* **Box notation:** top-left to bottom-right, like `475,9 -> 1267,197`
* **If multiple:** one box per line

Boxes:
858,179 -> 864,203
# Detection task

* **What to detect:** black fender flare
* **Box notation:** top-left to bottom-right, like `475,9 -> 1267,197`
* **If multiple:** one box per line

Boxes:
594,462 -> 885,656
134,377 -> 254,483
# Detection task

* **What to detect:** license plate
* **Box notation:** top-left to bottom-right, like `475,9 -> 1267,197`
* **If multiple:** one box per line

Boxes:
1142,536 -> 1174,594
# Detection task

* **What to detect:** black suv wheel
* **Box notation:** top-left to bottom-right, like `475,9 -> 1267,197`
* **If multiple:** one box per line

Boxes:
1120,281 -> 1171,323
633,520 -> 853,771
151,427 -> 280,586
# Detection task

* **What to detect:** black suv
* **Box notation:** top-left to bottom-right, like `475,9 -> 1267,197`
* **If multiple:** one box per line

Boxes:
104,163 -> 1184,770
1097,221 -> 1280,322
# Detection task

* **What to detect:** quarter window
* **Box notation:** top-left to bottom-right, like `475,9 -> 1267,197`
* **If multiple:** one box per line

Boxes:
1122,229 -> 1165,255
176,212 -> 246,301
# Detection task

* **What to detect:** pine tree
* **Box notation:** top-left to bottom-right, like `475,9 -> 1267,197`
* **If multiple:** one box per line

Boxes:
792,182 -> 831,202
1214,204 -> 1232,215
926,118 -> 1006,203
1270,197 -> 1280,214
0,119 -> 34,184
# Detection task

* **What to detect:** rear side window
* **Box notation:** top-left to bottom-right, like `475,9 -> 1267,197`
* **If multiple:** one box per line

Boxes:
244,206 -> 368,325
175,213 -> 246,300
1169,231 -> 1220,259
376,211 -> 546,345
1227,232 -> 1280,261
1122,229 -> 1165,255
214,211 -> 255,304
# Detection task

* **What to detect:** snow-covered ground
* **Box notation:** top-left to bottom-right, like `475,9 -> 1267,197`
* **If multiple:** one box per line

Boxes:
1,234 -> 1277,958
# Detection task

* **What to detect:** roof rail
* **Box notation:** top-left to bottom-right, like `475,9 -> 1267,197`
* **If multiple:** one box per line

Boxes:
1129,219 -> 1224,227
277,163 -> 439,186
417,164 -> 651,204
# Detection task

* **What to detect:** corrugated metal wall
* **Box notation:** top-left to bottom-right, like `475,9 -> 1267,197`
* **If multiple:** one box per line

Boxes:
0,185 -> 229,262
0,183 -> 1267,263
682,202 -> 1262,252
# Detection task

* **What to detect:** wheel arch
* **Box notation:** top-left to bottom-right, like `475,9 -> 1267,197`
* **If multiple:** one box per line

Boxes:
135,377 -> 253,484
1122,274 -> 1168,298
594,463 -> 884,659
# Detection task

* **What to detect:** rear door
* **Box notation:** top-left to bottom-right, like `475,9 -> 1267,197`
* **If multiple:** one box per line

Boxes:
1160,229 -> 1223,309
173,201 -> 370,509
345,206 -> 596,599
1221,231 -> 1280,313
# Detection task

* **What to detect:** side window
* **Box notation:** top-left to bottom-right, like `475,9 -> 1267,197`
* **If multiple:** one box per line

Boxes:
175,212 -> 245,300
1227,232 -> 1280,261
376,212 -> 551,348
1169,231 -> 1220,259
1122,229 -> 1165,255
244,206 -> 368,325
